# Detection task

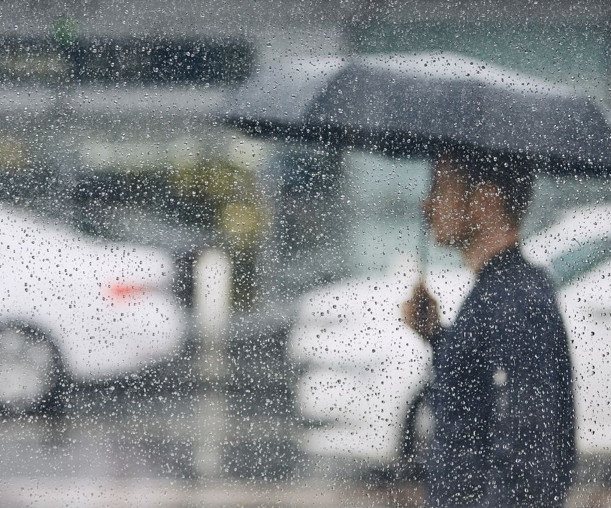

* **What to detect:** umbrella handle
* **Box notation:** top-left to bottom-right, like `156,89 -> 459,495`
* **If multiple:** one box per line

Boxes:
418,210 -> 429,278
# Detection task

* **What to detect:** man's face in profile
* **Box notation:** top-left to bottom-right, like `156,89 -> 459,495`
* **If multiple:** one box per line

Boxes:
423,158 -> 473,248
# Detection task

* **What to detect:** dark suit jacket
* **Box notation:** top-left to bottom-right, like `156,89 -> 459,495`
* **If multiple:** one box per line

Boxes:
426,247 -> 575,507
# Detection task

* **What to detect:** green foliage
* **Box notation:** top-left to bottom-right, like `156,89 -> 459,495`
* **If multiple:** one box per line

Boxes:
52,18 -> 79,46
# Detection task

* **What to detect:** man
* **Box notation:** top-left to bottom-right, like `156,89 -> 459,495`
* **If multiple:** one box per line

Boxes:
403,148 -> 575,506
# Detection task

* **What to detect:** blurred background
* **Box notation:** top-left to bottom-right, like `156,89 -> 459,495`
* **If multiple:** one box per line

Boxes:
0,1 -> 608,506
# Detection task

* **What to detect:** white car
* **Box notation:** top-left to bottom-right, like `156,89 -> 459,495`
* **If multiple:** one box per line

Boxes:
0,203 -> 188,413
288,203 -> 611,473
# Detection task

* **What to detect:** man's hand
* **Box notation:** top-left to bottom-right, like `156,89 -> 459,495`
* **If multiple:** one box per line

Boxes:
401,282 -> 442,343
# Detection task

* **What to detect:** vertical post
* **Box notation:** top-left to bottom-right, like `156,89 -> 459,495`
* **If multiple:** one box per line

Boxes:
192,248 -> 232,477
194,248 -> 232,382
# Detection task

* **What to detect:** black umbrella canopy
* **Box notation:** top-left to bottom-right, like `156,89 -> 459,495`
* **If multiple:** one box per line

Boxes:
217,53 -> 611,175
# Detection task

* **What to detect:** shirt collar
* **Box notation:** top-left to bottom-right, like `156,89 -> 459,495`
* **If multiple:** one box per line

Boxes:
477,245 -> 523,281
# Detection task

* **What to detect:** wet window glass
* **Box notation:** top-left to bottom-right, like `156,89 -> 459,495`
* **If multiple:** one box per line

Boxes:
0,1 -> 609,506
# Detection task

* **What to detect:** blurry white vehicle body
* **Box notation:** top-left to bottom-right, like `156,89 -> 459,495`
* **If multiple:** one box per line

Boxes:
289,204 -> 611,468
289,260 -> 472,467
0,203 -> 187,411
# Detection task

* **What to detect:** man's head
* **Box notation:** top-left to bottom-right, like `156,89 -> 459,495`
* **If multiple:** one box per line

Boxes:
423,147 -> 534,249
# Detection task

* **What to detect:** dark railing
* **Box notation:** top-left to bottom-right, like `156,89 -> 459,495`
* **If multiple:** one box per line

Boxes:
0,35 -> 254,86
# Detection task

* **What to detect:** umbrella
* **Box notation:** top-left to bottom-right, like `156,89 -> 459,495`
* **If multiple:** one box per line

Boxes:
216,53 -> 611,175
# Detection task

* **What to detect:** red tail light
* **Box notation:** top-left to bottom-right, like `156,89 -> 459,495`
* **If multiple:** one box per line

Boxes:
105,283 -> 157,299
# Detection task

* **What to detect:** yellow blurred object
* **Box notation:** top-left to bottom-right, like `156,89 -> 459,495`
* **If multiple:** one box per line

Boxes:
0,138 -> 28,170
0,54 -> 68,77
169,158 -> 259,204
218,201 -> 268,250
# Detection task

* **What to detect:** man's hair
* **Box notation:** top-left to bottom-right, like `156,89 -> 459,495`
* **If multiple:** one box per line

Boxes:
445,146 -> 534,226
